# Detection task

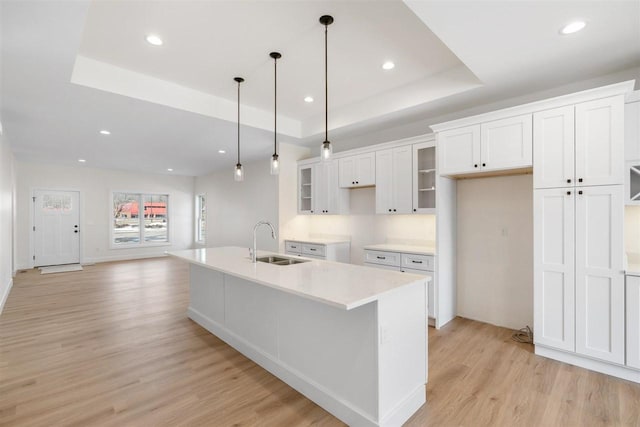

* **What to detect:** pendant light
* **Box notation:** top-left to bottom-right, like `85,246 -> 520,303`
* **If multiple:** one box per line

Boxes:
270,52 -> 282,175
319,15 -> 333,161
234,77 -> 245,182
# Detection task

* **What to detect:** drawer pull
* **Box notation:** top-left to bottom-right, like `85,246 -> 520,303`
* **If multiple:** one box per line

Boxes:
310,248 -> 317,251
376,256 -> 386,260
411,260 -> 423,264
291,245 -> 297,249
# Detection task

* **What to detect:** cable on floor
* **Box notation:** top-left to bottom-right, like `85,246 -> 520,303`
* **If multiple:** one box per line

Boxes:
512,325 -> 533,344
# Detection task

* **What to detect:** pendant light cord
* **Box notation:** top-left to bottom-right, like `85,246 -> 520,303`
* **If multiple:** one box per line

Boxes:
237,80 -> 241,165
274,56 -> 277,156
324,22 -> 328,143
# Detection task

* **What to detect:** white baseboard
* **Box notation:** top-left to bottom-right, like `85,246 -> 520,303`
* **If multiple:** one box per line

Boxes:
188,307 -> 380,427
536,345 -> 640,383
0,278 -> 13,315
82,252 -> 168,265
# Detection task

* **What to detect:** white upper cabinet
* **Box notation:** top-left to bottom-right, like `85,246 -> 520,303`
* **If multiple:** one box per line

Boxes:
437,125 -> 480,176
339,152 -> 375,188
625,98 -> 640,161
533,106 -> 575,189
375,146 -> 413,214
316,160 -> 349,215
480,114 -> 533,172
575,96 -> 624,187
533,187 -> 575,352
298,165 -> 314,214
534,96 -> 624,189
438,114 -> 532,176
575,185 -> 624,364
412,141 -> 437,214
299,160 -> 348,215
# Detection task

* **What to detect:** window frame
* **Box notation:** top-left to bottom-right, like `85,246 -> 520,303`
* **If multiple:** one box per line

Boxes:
110,191 -> 171,249
195,193 -> 206,245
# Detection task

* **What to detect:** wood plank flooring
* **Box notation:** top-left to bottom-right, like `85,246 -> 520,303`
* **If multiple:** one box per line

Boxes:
1,257 -> 639,426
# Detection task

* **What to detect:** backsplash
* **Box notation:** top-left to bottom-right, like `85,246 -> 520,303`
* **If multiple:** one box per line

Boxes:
626,206 -> 640,264
286,187 -> 436,265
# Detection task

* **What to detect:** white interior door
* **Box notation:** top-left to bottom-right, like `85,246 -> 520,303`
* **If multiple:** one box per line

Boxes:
33,190 -> 80,266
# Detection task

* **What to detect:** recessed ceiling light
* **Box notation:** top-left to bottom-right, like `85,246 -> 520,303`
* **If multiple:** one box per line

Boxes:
382,61 -> 395,70
99,130 -> 111,135
167,168 -> 173,172
304,96 -> 314,103
218,149 -> 226,154
146,34 -> 163,46
78,159 -> 86,163
560,21 -> 586,35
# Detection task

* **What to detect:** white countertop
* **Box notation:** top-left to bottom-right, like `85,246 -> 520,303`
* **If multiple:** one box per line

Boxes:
285,238 -> 351,245
169,247 -> 429,310
363,243 -> 436,256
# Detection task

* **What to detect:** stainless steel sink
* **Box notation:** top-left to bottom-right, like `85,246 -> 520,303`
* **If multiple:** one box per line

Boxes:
256,256 -> 309,266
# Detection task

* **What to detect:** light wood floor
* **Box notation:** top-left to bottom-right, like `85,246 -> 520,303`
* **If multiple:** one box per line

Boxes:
1,258 -> 639,426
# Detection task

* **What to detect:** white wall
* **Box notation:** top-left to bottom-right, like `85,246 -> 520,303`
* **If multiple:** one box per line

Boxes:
285,187 -> 436,265
0,129 -> 16,313
195,156 -> 279,252
15,161 -> 195,268
456,174 -> 533,330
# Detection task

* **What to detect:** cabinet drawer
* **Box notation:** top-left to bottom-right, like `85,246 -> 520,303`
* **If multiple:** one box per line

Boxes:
401,253 -> 434,271
302,243 -> 326,257
285,241 -> 302,253
364,250 -> 401,267
364,262 -> 400,272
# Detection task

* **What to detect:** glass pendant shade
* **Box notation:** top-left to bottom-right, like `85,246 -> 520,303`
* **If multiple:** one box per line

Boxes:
234,163 -> 244,182
270,154 -> 280,175
321,141 -> 332,161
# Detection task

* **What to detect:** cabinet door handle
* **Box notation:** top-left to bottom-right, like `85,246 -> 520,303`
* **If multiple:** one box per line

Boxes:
291,246 -> 297,249
578,178 -> 583,183
388,209 -> 392,212
376,256 -> 386,260
352,181 -> 355,184
413,208 -> 417,212
393,209 -> 397,212
567,179 -> 572,183
356,181 -> 359,184
411,260 -> 423,264
567,191 -> 571,195
482,163 -> 486,167
474,164 -> 478,168
310,248 -> 317,251
578,190 -> 583,195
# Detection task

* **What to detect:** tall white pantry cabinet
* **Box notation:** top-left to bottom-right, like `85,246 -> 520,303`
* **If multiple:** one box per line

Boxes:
533,92 -> 635,380
432,81 -> 637,382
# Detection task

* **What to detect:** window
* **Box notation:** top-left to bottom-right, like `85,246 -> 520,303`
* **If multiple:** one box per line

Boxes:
112,192 -> 169,246
196,194 -> 206,244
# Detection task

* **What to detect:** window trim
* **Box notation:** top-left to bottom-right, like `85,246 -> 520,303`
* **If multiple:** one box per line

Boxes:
110,191 -> 171,249
195,193 -> 206,245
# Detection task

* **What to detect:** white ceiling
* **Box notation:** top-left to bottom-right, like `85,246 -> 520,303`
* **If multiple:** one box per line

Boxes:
1,1 -> 639,176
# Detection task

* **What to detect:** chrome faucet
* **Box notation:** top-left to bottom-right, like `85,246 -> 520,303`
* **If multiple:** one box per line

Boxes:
251,220 -> 277,263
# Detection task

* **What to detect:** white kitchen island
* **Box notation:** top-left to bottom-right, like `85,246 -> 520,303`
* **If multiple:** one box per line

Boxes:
169,247 -> 430,427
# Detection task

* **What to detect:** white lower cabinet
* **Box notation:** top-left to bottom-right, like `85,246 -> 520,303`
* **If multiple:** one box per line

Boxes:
364,249 -> 435,324
534,185 -> 626,366
575,185 -> 625,364
533,187 -> 575,352
627,276 -> 640,370
284,240 -> 350,263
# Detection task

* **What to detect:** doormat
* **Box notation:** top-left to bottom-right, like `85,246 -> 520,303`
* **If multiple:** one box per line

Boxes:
40,264 -> 83,275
